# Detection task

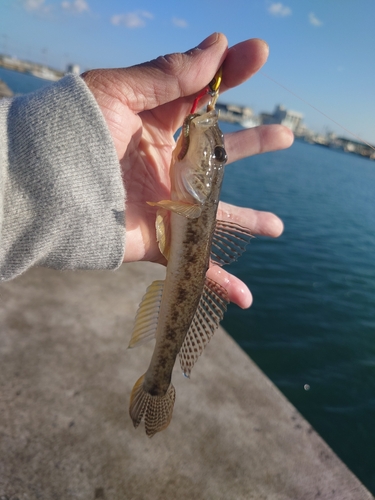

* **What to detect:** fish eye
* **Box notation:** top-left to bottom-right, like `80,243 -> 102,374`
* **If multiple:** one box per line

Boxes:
214,146 -> 227,164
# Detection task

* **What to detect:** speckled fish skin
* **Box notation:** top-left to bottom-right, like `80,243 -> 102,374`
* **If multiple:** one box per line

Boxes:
145,111 -> 226,395
129,109 -> 228,437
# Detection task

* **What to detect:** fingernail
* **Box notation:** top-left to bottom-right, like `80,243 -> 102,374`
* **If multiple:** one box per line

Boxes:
198,32 -> 219,50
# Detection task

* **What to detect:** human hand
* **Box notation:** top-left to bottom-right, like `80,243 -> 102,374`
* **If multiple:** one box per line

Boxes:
82,33 -> 293,309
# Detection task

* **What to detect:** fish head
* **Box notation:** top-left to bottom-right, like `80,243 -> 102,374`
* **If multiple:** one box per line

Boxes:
171,110 -> 227,205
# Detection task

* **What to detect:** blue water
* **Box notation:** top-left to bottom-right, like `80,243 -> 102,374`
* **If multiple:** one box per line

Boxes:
220,126 -> 375,493
2,68 -> 375,493
0,67 -> 53,94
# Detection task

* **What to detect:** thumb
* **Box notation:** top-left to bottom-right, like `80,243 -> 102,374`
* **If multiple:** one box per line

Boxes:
83,33 -> 228,114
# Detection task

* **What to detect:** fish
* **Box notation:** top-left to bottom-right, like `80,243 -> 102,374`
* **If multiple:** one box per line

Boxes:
128,70 -> 253,437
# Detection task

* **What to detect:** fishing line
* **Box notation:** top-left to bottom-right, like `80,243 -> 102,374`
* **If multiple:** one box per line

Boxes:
260,71 -> 375,152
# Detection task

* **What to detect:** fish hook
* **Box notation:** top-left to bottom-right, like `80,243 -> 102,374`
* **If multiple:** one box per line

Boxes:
190,66 -> 222,114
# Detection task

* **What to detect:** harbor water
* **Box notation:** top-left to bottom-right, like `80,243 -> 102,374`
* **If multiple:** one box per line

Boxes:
221,124 -> 375,494
1,67 -> 375,494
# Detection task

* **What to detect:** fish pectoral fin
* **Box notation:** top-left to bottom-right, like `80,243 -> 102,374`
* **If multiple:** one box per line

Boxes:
147,200 -> 201,219
210,220 -> 254,267
155,208 -> 171,261
129,374 -> 176,438
179,277 -> 229,378
128,280 -> 164,348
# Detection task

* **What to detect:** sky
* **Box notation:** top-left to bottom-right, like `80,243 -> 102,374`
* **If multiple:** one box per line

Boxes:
1,0 -> 374,144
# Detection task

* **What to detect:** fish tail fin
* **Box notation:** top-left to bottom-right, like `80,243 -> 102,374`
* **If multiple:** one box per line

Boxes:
129,374 -> 176,438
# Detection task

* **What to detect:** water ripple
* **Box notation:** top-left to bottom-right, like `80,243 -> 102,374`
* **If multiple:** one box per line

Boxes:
221,139 -> 375,493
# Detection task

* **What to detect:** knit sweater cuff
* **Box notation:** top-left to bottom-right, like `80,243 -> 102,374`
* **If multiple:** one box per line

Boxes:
0,74 -> 125,280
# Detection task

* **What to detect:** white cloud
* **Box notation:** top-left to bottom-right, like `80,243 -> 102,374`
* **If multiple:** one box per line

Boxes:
23,0 -> 50,12
172,17 -> 188,28
61,0 -> 89,13
111,11 -> 153,28
268,2 -> 292,17
309,12 -> 323,27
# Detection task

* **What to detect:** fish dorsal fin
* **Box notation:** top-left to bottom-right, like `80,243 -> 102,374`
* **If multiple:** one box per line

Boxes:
155,208 -> 171,261
179,277 -> 229,378
147,200 -> 201,219
128,280 -> 164,348
211,220 -> 254,267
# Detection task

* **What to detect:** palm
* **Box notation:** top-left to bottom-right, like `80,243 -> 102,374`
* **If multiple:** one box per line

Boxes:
119,101 -> 193,263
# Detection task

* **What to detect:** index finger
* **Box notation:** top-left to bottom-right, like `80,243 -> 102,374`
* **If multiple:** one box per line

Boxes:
225,124 -> 294,164
217,202 -> 284,238
220,38 -> 269,92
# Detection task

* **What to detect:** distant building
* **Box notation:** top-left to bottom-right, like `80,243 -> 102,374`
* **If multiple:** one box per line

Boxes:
260,104 -> 303,132
335,137 -> 375,158
204,98 -> 375,161
0,53 -> 63,80
30,67 -> 60,81
66,64 -> 80,76
216,102 -> 259,127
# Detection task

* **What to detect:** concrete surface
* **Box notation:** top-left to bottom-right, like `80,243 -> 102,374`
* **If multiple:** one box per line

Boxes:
0,80 -> 14,98
0,263 -> 373,500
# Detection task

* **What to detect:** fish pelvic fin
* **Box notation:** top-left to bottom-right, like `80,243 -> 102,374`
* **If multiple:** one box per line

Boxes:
147,200 -> 201,219
129,374 -> 176,438
155,208 -> 171,261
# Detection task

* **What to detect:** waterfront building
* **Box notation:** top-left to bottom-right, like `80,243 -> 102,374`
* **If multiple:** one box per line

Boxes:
216,102 -> 259,127
260,104 -> 303,132
66,64 -> 80,75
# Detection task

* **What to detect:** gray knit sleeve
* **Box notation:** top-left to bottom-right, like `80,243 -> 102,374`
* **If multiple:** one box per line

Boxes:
0,74 -> 126,281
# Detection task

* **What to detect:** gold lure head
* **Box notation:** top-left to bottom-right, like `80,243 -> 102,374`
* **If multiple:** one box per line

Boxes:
209,66 -> 222,93
179,66 -> 224,161
207,67 -> 222,111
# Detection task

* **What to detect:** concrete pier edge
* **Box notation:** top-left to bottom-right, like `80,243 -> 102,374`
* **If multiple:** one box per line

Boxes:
0,262 -> 373,499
